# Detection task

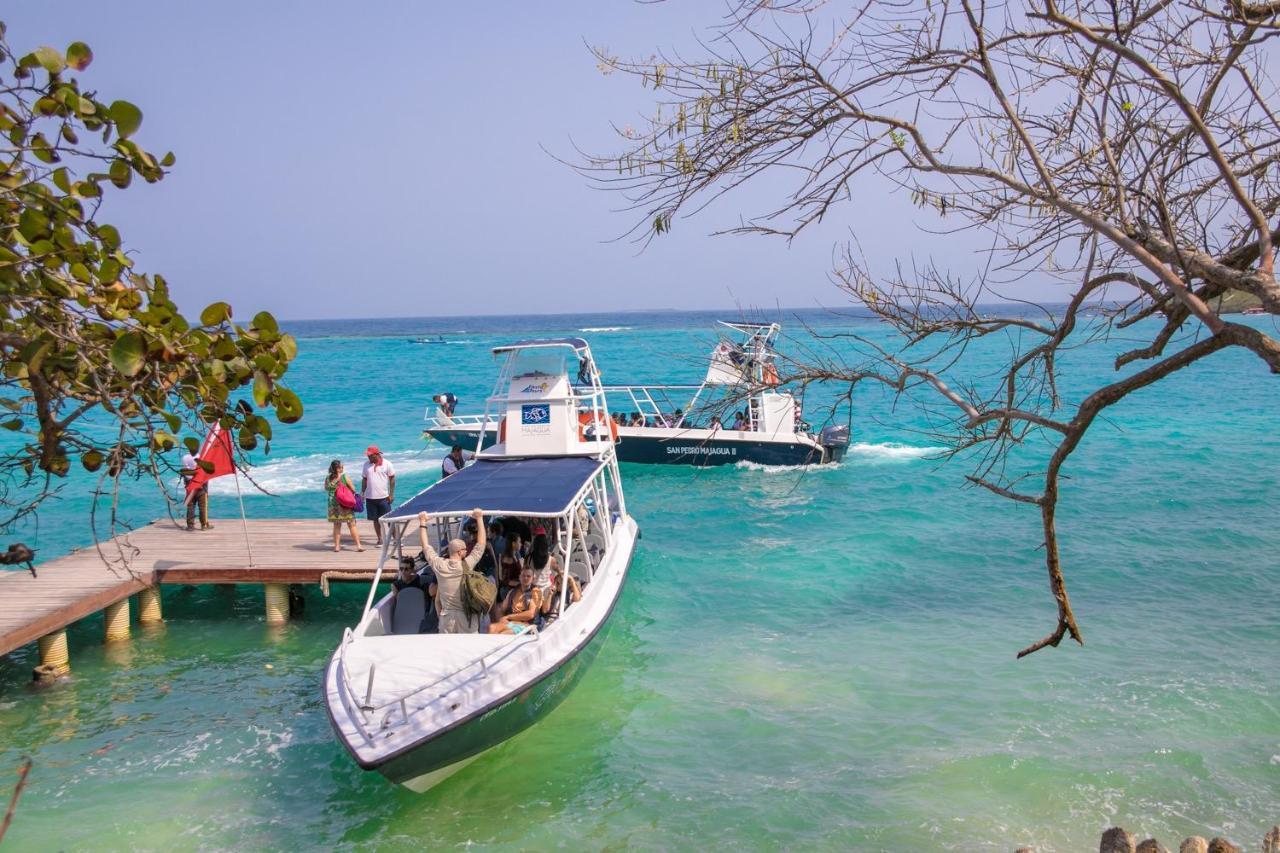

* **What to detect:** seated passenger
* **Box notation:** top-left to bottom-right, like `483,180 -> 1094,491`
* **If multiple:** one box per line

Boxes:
629,412 -> 642,427
732,410 -> 747,430
489,568 -> 542,635
528,536 -> 557,592
417,508 -> 486,634
498,534 -> 524,592
393,557 -> 437,633
710,415 -> 723,431
540,567 -> 581,626
393,556 -> 428,593
672,408 -> 685,427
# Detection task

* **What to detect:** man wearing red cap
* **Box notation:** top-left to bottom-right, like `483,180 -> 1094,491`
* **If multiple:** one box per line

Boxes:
360,446 -> 396,546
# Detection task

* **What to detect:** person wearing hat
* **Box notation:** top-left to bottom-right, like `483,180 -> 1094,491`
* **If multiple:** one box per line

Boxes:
360,446 -> 396,546
417,508 -> 486,634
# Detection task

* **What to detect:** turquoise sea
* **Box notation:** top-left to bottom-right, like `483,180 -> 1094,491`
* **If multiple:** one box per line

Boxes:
1,309 -> 1277,850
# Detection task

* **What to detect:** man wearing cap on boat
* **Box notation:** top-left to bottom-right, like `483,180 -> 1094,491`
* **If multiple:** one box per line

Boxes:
360,445 -> 396,546
418,508 -> 486,634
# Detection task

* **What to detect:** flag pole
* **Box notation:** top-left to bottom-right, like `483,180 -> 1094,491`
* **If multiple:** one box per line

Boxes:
232,466 -> 255,567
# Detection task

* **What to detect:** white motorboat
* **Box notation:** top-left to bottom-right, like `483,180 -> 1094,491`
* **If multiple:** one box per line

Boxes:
323,337 -> 638,791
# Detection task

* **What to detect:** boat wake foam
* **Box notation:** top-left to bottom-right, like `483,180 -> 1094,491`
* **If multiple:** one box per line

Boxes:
732,460 -> 845,474
847,442 -> 943,462
207,449 -> 444,496
578,326 -> 632,332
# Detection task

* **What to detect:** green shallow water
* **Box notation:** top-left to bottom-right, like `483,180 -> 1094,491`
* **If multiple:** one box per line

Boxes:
1,310 -> 1277,850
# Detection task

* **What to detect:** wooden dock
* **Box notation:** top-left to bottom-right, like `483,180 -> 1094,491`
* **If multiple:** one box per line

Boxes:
0,517 -> 390,659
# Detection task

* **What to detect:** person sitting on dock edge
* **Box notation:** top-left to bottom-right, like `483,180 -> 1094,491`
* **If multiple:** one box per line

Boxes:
361,446 -> 396,546
418,508 -> 486,633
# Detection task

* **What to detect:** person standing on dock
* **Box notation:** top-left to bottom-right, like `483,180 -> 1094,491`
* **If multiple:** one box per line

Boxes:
325,460 -> 364,552
361,446 -> 396,546
180,451 -> 212,531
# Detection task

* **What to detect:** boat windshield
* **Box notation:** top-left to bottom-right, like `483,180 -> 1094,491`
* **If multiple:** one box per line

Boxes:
508,347 -> 570,378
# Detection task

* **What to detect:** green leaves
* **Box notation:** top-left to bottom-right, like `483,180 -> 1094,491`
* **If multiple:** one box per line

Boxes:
18,209 -> 50,241
31,46 -> 65,75
274,387 -> 304,424
250,311 -> 278,334
110,332 -> 146,377
252,370 -> 271,406
66,41 -> 93,71
200,301 -> 232,326
108,100 -> 142,138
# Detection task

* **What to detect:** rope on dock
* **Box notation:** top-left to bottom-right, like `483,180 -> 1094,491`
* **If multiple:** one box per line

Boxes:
319,571 -> 382,597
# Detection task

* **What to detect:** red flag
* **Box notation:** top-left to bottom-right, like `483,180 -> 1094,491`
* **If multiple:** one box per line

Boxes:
185,423 -> 235,504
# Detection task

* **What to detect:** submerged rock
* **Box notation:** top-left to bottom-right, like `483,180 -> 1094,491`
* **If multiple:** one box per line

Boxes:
1179,840 -> 1208,853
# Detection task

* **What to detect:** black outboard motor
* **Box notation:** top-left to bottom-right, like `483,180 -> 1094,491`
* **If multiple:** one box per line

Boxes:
819,424 -> 851,462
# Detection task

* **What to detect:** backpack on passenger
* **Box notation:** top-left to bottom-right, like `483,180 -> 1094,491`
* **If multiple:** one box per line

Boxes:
460,568 -> 497,617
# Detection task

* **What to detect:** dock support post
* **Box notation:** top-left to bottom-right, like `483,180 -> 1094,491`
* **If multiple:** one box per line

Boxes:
104,599 -> 131,642
34,629 -> 71,682
264,583 -> 289,625
137,586 -> 163,624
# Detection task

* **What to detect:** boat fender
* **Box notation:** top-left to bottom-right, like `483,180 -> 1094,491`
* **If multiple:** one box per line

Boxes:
499,416 -> 507,443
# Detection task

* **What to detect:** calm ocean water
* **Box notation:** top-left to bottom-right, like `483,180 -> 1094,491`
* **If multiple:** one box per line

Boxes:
1,308 -> 1277,850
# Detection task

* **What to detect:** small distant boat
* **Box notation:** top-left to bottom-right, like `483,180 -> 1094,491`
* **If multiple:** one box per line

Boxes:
1242,306 -> 1267,316
410,336 -> 448,344
325,338 -> 637,791
424,322 -> 850,466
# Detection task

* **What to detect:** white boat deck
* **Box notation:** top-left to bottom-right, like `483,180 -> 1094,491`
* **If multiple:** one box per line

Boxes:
341,633 -> 515,708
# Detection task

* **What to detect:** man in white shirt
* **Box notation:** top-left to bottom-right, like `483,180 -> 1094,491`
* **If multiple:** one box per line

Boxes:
441,444 -> 470,478
360,445 -> 396,545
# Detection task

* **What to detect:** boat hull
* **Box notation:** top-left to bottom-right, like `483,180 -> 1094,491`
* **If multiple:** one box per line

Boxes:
425,426 -> 840,466
372,615 -> 614,790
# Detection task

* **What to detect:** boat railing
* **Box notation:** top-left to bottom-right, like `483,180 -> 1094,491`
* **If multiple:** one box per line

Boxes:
338,626 -> 541,742
422,410 -> 488,429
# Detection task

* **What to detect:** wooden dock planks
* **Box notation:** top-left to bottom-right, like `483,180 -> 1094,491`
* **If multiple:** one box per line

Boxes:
0,517 -> 389,657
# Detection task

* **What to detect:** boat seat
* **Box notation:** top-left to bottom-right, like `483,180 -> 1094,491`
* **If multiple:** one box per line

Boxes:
584,533 -> 606,565
569,558 -> 591,583
391,587 -> 426,635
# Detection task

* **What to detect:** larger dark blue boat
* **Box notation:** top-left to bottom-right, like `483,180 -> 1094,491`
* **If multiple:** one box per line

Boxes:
424,322 -> 850,466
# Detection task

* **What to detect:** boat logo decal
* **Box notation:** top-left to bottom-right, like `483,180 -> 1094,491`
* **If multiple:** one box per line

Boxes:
521,404 -> 550,425
520,381 -> 549,393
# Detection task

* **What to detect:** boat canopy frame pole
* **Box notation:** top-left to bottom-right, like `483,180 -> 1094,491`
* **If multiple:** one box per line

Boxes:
361,531 -> 398,617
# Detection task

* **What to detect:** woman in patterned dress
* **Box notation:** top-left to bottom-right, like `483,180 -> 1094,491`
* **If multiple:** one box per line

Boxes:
325,459 -> 364,553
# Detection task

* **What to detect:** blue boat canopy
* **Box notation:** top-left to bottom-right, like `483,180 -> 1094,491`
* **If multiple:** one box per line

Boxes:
383,457 -> 605,520
491,337 -> 588,353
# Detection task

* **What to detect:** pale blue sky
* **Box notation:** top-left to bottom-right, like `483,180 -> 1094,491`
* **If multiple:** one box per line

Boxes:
9,3 -> 1012,320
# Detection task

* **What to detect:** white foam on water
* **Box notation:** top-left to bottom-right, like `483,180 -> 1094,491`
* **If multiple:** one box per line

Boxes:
846,441 -> 943,462
732,460 -> 845,474
578,326 -> 633,332
207,448 -> 444,496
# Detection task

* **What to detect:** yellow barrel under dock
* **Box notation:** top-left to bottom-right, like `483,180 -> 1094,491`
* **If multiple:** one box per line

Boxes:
0,518 -> 388,677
